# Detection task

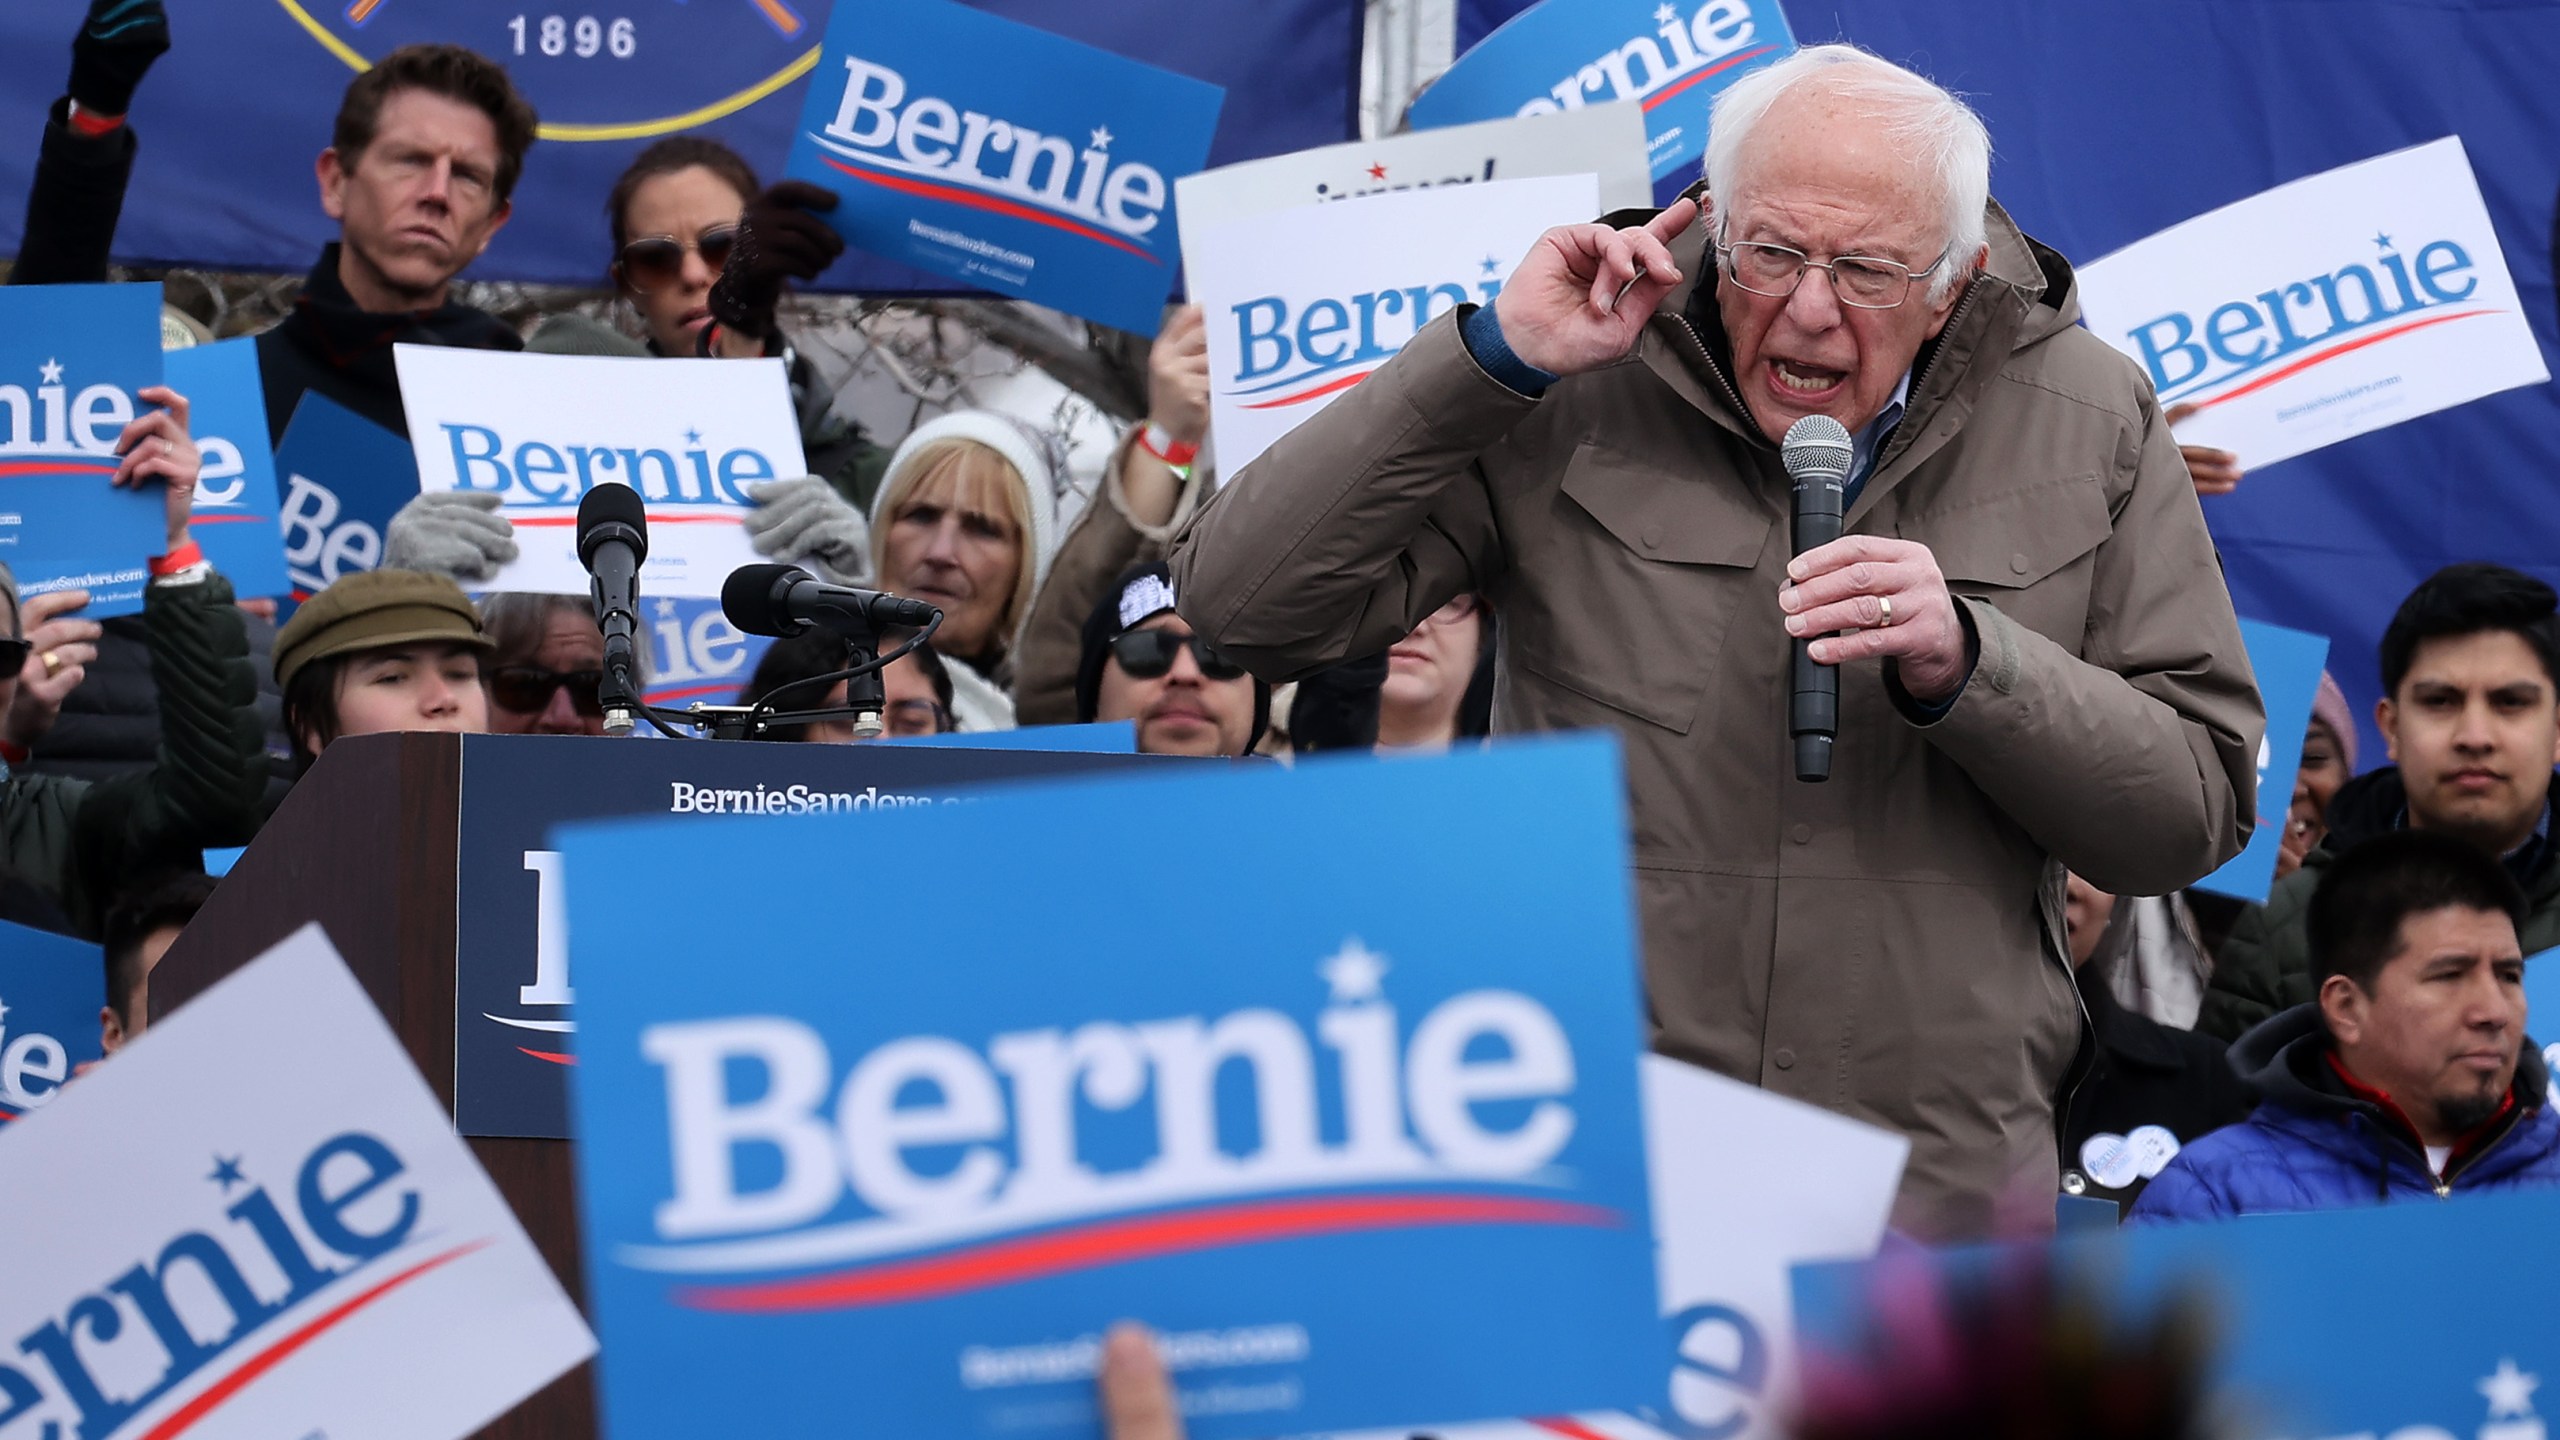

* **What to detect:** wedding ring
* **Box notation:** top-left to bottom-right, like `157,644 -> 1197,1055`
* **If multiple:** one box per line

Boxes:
1876,595 -> 1893,628
40,650 -> 61,676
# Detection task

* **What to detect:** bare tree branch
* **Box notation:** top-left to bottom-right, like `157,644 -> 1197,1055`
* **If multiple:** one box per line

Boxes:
923,298 -> 1150,421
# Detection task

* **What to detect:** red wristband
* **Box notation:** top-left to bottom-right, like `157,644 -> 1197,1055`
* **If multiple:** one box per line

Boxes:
65,101 -> 125,138
150,539 -> 204,575
0,740 -> 28,766
1138,423 -> 1199,469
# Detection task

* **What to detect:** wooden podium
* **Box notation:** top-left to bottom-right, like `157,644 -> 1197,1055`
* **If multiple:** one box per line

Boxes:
149,731 -> 1166,1438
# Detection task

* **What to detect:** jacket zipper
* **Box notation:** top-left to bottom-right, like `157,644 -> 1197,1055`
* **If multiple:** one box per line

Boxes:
2433,1105 -> 2527,1197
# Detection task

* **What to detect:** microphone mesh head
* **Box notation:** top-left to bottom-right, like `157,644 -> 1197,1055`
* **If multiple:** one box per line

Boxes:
576,482 -> 650,565
1781,415 -> 1855,486
721,562 -> 806,638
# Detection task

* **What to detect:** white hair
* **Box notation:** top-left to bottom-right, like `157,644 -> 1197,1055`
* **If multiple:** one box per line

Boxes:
1702,45 -> 1992,302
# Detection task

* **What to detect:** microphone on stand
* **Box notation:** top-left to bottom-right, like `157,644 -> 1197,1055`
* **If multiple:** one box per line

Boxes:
576,485 -> 649,736
1783,415 -> 1854,782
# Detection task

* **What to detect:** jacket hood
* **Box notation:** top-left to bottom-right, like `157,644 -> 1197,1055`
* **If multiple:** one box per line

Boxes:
2234,1001 -> 2552,1130
1628,186 -> 2074,452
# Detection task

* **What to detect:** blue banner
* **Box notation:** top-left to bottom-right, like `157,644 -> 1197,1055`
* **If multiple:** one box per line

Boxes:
784,0 -> 1224,333
0,283 -> 168,619
165,339 -> 290,601
0,1 -> 1358,300
0,919 -> 105,1124
2194,618 -> 2331,904
884,720 -> 1137,752
1409,0 -> 1794,191
1796,1185 -> 2560,1439
560,739 -> 1663,1439
269,390 -> 417,606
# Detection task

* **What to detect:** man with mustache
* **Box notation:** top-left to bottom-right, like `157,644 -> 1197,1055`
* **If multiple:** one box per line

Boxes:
2206,564 -> 2560,1039
254,44 -> 537,445
1076,565 -> 1265,758
2136,830 -> 2560,1221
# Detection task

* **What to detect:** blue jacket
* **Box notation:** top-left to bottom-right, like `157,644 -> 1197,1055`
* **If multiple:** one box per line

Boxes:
2128,1005 -> 2560,1224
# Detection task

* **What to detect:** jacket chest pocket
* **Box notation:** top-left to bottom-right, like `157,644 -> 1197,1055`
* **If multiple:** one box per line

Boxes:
1900,473 -> 2112,653
1508,441 -> 1776,734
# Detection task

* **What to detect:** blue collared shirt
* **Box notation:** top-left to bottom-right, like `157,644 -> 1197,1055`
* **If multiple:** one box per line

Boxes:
1843,370 -> 1912,508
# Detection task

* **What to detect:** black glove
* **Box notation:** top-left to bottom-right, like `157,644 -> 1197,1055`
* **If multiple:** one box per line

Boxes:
67,0 -> 169,119
706,181 -> 845,339
1287,651 -> 1389,755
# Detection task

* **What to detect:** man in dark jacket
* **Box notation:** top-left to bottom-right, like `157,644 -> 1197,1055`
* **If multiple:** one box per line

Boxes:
253,44 -> 537,445
2133,831 -> 2560,1222
2203,564 -> 2560,1041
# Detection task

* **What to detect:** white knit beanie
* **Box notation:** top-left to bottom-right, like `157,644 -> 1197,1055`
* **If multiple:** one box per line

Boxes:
868,411 -> 1061,597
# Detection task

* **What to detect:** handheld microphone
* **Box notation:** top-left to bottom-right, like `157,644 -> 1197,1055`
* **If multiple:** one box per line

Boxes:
1783,415 -> 1854,782
576,484 -> 649,735
720,563 -> 941,638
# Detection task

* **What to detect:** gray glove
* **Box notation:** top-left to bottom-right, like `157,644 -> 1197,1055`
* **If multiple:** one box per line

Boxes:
384,490 -> 518,583
744,476 -> 870,587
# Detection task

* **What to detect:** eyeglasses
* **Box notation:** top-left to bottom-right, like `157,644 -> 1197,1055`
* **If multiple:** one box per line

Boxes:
488,664 -> 605,718
1715,236 -> 1951,310
1110,628 -> 1247,681
616,225 -> 739,293
883,698 -> 949,737
0,638 -> 31,674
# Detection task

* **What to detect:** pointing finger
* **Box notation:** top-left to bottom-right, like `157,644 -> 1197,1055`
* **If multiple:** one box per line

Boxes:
1644,196 -> 1701,248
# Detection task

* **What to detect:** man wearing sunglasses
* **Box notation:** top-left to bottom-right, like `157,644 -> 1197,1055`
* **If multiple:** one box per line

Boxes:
1173,46 -> 2261,1241
1075,565 -> 1265,759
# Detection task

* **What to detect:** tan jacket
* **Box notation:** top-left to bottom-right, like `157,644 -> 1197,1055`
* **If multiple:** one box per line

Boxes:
1170,200 -> 2263,1239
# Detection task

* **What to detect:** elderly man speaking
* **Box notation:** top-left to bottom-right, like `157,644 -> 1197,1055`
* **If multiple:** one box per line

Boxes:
1170,46 -> 2264,1237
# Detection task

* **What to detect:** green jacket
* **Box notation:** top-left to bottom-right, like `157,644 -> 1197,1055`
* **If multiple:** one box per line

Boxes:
2199,766 -> 2560,1042
0,570 -> 268,937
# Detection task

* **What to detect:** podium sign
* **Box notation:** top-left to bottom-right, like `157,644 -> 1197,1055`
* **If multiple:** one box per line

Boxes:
454,735 -> 1170,1138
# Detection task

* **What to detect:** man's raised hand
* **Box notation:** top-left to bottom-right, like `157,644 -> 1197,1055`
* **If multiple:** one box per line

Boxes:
1490,197 -> 1697,378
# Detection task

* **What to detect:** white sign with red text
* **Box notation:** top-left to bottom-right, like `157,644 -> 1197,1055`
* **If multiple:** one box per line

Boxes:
1191,173 -> 1599,476
0,925 -> 595,1440
397,345 -> 808,597
2077,137 -> 2547,469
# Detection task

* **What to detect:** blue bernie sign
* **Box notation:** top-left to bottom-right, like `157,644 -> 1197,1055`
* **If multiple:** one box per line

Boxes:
0,284 -> 170,618
561,738 -> 1663,1439
269,391 -> 419,607
1408,0 -> 1794,190
0,919 -> 105,1124
164,340 -> 289,601
784,0 -> 1225,334
2194,619 -> 2332,904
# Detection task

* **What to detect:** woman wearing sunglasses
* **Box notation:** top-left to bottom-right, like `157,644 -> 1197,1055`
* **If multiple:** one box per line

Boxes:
475,592 -> 632,736
524,136 -> 888,509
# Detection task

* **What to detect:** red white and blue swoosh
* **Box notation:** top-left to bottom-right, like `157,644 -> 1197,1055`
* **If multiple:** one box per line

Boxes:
2160,303 -> 2504,411
803,134 -> 1165,265
0,457 -> 122,479
659,1190 -> 1625,1314
1225,357 -> 1383,411
117,1237 -> 494,1440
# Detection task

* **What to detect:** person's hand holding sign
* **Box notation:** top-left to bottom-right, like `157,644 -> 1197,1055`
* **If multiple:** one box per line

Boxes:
1492,196 -> 1698,375
113,383 -> 200,554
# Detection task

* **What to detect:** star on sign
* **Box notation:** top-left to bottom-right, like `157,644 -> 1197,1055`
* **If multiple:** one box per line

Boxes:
2373,231 -> 2394,251
1655,3 -> 1680,22
1321,938 -> 1389,1003
1366,162 -> 1388,181
2481,1357 -> 2540,1419
684,427 -> 703,447
1482,256 -> 1502,276
0,995 -> 10,1027
1089,126 -> 1114,151
208,1155 -> 247,1193
39,359 -> 63,385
